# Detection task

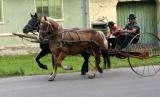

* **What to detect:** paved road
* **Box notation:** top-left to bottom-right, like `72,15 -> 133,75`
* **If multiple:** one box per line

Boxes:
0,68 -> 160,97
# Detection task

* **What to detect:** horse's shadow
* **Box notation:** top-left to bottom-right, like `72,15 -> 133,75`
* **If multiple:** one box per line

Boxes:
37,72 -> 104,82
39,69 -> 136,82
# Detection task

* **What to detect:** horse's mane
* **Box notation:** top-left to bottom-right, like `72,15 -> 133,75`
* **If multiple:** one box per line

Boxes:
41,16 -> 64,33
41,17 -> 55,22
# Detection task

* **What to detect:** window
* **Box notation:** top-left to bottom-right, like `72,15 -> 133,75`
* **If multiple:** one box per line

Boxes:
0,0 -> 3,22
36,0 -> 63,19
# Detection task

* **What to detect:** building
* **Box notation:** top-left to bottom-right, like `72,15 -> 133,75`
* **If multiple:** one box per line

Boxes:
0,0 -> 89,47
89,0 -> 160,40
0,0 -> 160,48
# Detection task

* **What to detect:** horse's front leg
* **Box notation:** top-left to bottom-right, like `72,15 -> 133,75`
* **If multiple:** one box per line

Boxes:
48,55 -> 58,81
36,49 -> 50,70
48,52 -> 68,81
49,55 -> 55,76
49,65 -> 57,81
51,55 -> 55,70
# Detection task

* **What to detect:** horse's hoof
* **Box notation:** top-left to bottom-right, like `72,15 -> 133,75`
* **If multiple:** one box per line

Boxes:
81,69 -> 88,75
97,68 -> 103,73
108,67 -> 111,69
81,71 -> 87,75
40,65 -> 48,70
88,74 -> 96,79
64,66 -> 73,70
48,77 -> 55,81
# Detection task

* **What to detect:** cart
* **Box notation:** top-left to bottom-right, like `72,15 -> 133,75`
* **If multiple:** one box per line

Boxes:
109,32 -> 160,77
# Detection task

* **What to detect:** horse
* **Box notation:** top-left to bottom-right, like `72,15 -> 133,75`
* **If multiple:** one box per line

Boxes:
23,13 -> 54,70
39,16 -> 109,81
23,13 -> 111,75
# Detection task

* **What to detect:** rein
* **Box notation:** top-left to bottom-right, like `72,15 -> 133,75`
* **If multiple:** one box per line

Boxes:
39,39 -> 100,48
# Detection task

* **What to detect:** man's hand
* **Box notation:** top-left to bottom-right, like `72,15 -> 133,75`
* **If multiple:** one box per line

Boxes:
118,29 -> 126,34
120,29 -> 137,34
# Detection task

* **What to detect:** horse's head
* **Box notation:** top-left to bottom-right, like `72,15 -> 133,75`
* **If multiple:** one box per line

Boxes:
39,16 -> 58,40
23,13 -> 40,34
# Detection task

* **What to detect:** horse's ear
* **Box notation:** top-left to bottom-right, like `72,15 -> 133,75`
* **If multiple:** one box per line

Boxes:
30,13 -> 33,17
34,13 -> 38,18
44,16 -> 47,21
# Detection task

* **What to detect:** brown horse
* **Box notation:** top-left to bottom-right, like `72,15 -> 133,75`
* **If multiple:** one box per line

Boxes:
39,16 -> 108,81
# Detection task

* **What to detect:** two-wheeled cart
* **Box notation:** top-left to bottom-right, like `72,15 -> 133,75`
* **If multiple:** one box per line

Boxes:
108,32 -> 160,76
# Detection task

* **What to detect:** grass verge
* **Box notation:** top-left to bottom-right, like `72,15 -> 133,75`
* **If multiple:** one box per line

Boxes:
1,53 -> 159,78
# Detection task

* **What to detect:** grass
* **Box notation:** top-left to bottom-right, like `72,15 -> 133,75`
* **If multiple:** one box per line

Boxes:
0,53 -> 98,77
0,53 -> 124,78
0,53 -> 86,77
0,53 -> 160,78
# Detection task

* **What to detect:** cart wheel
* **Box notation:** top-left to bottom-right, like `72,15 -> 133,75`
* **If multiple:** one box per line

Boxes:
127,33 -> 160,76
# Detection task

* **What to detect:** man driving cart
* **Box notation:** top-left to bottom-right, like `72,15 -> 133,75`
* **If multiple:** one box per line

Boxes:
107,14 -> 140,49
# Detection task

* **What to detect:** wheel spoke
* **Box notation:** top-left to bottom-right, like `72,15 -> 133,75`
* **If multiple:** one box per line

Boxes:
128,33 -> 160,76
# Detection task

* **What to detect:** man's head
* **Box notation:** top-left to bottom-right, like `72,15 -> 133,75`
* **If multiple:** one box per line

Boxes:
128,14 -> 136,23
108,21 -> 115,28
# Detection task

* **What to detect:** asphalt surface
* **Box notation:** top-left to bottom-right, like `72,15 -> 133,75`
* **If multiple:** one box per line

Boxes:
0,68 -> 160,97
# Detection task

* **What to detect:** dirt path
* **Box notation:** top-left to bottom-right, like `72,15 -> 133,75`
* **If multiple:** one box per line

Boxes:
0,45 -> 40,55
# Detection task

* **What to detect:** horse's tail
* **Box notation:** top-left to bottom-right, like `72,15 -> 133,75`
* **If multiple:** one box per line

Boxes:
97,31 -> 108,50
96,31 -> 111,69
102,50 -> 111,69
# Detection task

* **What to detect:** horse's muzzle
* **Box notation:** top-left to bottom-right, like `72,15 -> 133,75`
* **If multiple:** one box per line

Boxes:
23,28 -> 29,34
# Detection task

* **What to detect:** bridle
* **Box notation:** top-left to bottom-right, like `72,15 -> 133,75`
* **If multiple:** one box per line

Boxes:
39,20 -> 56,40
39,21 -> 54,34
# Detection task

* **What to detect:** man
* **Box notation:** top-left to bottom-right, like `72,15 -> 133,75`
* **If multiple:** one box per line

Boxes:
107,21 -> 123,49
117,14 -> 140,49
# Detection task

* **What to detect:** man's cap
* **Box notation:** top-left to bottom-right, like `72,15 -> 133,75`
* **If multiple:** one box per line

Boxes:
128,14 -> 136,19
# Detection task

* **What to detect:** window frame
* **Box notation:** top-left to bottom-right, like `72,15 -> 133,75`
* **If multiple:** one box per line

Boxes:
35,0 -> 64,21
0,0 -> 4,24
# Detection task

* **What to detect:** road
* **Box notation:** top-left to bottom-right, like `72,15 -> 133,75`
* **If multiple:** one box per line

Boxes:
0,68 -> 160,97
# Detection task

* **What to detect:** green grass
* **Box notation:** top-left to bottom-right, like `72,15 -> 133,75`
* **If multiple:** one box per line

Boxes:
0,53 -> 120,77
0,53 -> 86,77
0,53 -> 160,78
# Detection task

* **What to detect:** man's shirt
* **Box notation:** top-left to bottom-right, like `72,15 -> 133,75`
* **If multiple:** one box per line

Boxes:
125,23 -> 140,36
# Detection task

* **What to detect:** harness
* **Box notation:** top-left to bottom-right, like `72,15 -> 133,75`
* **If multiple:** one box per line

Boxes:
39,20 -> 101,49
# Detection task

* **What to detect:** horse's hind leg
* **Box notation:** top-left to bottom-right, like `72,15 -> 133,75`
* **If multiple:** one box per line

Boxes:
81,51 -> 90,75
102,50 -> 111,69
95,51 -> 103,73
88,49 -> 102,79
